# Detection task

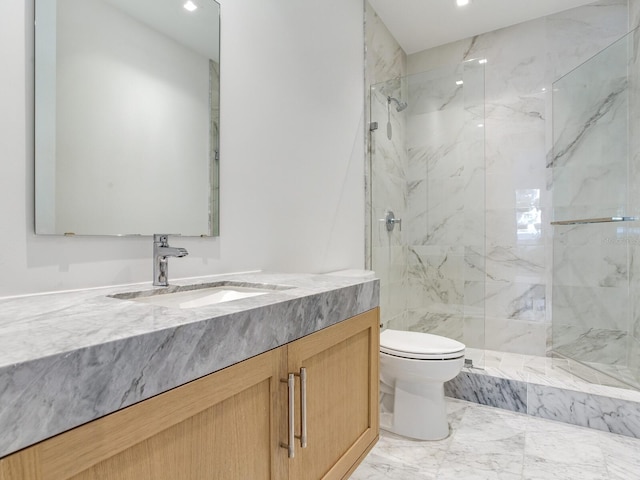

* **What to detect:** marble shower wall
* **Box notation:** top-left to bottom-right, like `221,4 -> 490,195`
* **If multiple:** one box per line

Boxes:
627,3 -> 640,380
402,63 -> 486,348
404,0 -> 630,356
366,0 -> 638,359
365,2 -> 407,328
551,29 -> 633,372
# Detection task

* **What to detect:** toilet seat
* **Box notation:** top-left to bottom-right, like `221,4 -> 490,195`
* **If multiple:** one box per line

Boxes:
380,329 -> 465,360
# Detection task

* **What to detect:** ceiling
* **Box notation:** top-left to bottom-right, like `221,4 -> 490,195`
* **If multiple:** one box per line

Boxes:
367,0 -> 597,54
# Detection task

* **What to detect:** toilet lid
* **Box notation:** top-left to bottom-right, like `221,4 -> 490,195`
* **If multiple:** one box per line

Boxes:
380,329 -> 465,360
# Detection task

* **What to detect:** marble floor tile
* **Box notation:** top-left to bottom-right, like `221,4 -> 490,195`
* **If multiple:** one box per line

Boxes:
598,433 -> 640,480
350,399 -> 640,480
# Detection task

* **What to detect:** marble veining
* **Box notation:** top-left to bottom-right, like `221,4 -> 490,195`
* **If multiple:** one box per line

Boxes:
528,384 -> 640,438
0,272 -> 379,458
352,398 -> 640,480
550,80 -> 627,169
445,371 -> 528,414
446,348 -> 640,439
368,0 -> 630,358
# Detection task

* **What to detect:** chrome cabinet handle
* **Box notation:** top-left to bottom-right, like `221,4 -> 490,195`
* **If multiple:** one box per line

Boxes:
281,373 -> 296,458
299,368 -> 307,448
280,368 -> 308,458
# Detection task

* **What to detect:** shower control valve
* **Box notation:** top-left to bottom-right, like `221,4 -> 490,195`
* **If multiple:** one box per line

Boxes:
381,210 -> 402,232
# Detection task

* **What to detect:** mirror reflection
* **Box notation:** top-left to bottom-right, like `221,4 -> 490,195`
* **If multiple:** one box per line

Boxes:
35,0 -> 220,236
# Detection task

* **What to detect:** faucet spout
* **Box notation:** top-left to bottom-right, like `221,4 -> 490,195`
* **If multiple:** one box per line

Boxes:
157,246 -> 188,258
153,234 -> 188,286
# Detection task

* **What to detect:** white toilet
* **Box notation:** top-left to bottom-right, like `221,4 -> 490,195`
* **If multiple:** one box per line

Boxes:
379,329 -> 465,441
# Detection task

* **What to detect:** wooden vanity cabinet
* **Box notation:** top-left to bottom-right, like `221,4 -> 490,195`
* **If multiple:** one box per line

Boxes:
287,308 -> 379,480
0,308 -> 379,480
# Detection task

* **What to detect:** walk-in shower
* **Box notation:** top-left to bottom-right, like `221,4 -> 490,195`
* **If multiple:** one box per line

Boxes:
369,27 -> 640,390
551,26 -> 640,389
369,59 -> 486,368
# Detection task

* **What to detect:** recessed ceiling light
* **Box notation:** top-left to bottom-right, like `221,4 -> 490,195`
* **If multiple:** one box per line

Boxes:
456,80 -> 464,85
478,58 -> 488,64
456,0 -> 470,7
184,1 -> 198,12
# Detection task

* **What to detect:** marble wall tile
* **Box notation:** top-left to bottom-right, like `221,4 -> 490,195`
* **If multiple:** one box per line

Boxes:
406,246 -> 465,309
628,19 -> 640,385
485,282 -> 546,322
479,19 -> 547,98
463,280 -> 485,310
463,249 -> 486,282
631,0 -> 640,28
463,314 -> 485,350
368,0 -> 632,359
553,324 -> 629,365
364,1 -> 407,271
545,0 -> 628,83
485,316 -> 549,356
384,310 -> 407,332
405,309 -> 464,341
628,336 -> 640,383
552,285 -> 629,331
365,4 -> 406,86
485,245 -> 546,284
372,245 -> 405,286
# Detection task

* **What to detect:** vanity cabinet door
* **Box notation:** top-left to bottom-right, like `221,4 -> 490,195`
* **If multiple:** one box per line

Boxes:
286,308 -> 380,480
0,346 -> 287,480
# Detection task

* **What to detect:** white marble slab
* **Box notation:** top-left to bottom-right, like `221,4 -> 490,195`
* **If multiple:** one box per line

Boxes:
446,348 -> 640,439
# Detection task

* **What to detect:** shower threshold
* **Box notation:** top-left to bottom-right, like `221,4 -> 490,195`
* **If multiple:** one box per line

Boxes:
444,348 -> 640,439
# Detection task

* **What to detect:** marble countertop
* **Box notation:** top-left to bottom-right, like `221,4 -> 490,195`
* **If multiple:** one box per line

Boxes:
0,271 -> 379,458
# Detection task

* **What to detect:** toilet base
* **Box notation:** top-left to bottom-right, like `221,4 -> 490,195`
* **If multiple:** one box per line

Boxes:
386,380 -> 450,441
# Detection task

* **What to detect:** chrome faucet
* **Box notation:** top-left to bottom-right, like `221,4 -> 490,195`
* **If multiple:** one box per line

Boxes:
153,234 -> 188,286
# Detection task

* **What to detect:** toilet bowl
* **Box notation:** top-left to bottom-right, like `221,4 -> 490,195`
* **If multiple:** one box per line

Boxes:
379,329 -> 465,441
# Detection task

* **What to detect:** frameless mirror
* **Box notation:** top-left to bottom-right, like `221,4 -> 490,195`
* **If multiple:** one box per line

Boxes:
34,0 -> 220,236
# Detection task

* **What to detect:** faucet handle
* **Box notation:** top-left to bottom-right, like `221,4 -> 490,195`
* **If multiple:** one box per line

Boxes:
154,234 -> 169,245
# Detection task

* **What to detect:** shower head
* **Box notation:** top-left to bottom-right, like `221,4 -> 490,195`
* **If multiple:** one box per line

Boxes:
388,96 -> 408,112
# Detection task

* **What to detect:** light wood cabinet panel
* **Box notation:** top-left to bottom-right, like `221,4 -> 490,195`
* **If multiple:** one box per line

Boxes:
0,308 -> 379,480
0,346 -> 287,480
287,309 -> 380,480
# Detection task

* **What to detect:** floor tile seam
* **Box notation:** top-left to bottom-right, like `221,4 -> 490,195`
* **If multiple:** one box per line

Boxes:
598,438 -> 615,480
522,416 -> 611,480
432,402 -> 469,478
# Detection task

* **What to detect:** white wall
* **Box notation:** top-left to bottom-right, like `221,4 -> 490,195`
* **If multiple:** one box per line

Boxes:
0,0 -> 365,297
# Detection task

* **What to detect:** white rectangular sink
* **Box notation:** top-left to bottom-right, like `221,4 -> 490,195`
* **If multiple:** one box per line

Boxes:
110,282 -> 292,309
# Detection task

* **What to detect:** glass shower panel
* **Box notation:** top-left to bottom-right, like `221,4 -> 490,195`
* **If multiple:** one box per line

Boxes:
551,27 -> 640,388
370,60 -> 485,368
370,76 -> 408,331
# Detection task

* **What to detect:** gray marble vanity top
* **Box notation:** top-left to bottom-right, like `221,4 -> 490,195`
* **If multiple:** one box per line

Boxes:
0,272 -> 379,458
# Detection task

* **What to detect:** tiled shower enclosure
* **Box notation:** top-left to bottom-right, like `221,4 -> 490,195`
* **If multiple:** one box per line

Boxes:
370,60 -> 486,366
